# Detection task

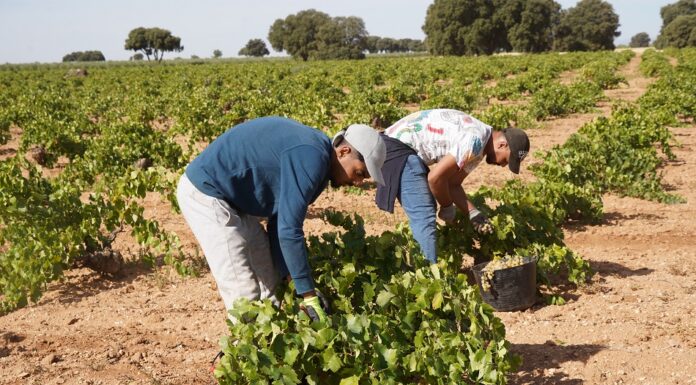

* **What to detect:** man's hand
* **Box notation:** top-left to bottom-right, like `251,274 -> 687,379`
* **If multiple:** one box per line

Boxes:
469,208 -> 493,234
299,289 -> 330,322
438,204 -> 457,224
300,295 -> 328,322
314,289 -> 331,313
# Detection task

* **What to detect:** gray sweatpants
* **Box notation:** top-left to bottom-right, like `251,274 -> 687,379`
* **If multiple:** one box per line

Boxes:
176,174 -> 279,314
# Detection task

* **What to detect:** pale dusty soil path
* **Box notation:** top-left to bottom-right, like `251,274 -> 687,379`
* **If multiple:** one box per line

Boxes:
2,50 -> 695,385
502,123 -> 696,385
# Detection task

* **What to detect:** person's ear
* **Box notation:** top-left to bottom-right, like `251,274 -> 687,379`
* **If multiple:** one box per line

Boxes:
497,139 -> 509,150
337,145 -> 351,158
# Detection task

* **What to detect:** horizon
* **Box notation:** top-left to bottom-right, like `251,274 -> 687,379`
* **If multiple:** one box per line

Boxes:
0,0 -> 677,64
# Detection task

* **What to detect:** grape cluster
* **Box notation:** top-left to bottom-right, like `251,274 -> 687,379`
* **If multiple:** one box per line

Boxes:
480,255 -> 525,292
478,221 -> 493,234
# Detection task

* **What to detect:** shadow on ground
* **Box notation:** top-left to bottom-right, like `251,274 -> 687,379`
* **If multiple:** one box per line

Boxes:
50,262 -> 154,305
0,148 -> 16,157
0,331 -> 26,358
590,260 -> 653,278
563,211 -> 663,232
508,341 -> 605,385
602,211 -> 664,223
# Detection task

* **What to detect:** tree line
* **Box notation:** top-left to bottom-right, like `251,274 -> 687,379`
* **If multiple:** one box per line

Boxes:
62,50 -> 105,62
423,0 -> 618,54
62,0 -> 696,62
655,0 -> 696,48
255,0 -> 696,60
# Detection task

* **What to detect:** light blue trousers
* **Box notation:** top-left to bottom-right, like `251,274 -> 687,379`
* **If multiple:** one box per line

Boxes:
398,155 -> 438,263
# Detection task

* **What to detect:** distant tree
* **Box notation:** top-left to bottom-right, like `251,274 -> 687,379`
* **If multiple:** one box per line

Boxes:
314,16 -> 367,59
268,9 -> 332,60
213,49 -> 223,58
124,27 -> 183,62
62,53 -> 77,61
397,38 -> 426,52
268,10 -> 369,60
409,39 -> 427,52
238,39 -> 270,57
130,53 -> 144,61
553,0 -> 620,51
497,0 -> 561,53
423,0 -> 506,55
62,50 -> 105,62
655,14 -> 696,48
396,39 -> 412,52
190,55 -> 200,59
629,32 -> 651,48
655,0 -> 696,48
365,35 -> 381,53
375,37 -> 396,53
367,37 -> 426,54
423,0 -> 562,55
660,0 -> 696,29
391,39 -> 409,53
80,51 -> 105,61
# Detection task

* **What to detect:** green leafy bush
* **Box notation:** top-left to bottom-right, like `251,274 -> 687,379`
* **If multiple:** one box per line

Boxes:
488,68 -> 555,101
217,269 -> 515,385
639,49 -> 672,77
215,212 -> 519,385
528,81 -> 603,120
421,82 -> 485,112
638,49 -> 696,122
478,105 -> 536,131
580,61 -> 627,89
532,104 -> 683,203
0,158 -> 193,313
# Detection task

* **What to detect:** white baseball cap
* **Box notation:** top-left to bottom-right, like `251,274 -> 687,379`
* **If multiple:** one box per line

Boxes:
332,124 -> 386,186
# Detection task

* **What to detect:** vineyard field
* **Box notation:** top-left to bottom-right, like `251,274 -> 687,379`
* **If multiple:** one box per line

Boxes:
1,48 -> 695,384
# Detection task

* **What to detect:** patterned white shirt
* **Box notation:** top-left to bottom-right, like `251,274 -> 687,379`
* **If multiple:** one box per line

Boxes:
384,109 -> 492,174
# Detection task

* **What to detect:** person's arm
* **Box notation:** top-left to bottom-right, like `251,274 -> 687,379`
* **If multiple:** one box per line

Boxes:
434,131 -> 493,230
267,216 -> 289,279
276,145 -> 329,296
427,154 -> 460,207
448,175 -> 476,214
445,156 -> 493,234
428,154 -> 475,210
430,154 -> 481,223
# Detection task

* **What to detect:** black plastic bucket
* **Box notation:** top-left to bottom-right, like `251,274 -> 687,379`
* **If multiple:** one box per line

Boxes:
472,257 -> 537,311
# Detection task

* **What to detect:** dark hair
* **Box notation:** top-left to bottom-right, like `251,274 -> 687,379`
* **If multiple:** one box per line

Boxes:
334,137 -> 364,162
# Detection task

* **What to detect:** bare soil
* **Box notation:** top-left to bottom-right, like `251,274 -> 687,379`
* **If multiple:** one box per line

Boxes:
2,50 -> 695,385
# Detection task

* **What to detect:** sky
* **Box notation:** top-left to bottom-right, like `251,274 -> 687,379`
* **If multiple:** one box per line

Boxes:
0,0 -> 677,64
